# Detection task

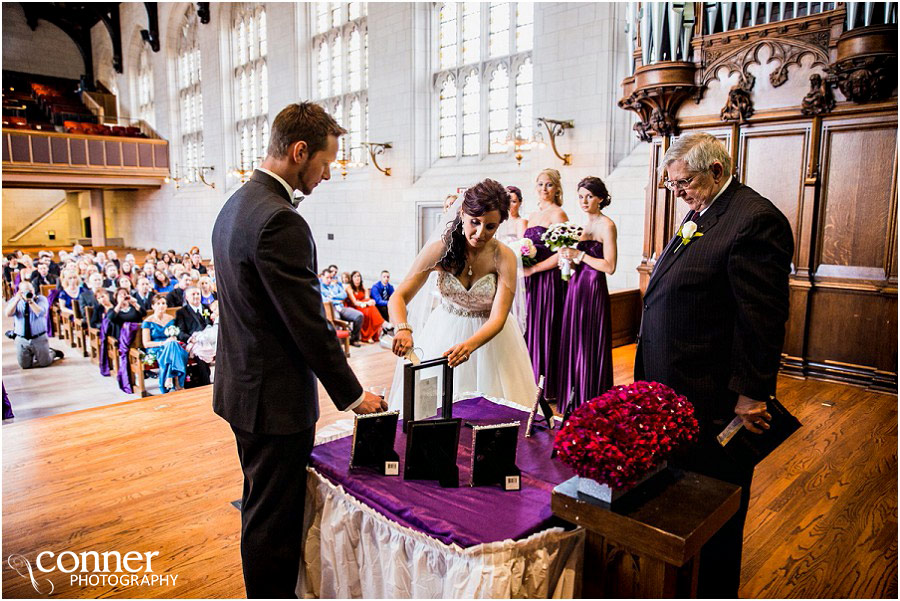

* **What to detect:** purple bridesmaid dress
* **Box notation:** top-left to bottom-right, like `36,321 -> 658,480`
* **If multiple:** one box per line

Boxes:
523,226 -> 566,397
554,240 -> 613,413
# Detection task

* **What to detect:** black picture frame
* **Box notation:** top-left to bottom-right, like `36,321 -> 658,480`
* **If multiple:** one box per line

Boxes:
402,356 -> 454,432
349,410 -> 400,475
470,422 -> 521,489
403,417 -> 462,488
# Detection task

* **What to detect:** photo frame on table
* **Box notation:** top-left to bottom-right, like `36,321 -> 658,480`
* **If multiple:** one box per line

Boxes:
349,410 -> 400,476
470,421 -> 521,490
403,356 -> 454,432
525,375 -> 555,437
404,418 -> 462,488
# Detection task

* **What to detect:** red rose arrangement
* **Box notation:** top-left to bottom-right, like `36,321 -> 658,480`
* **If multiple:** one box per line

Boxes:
553,381 -> 699,489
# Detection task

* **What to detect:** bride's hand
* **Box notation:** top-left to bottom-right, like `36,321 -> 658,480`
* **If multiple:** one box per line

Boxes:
392,330 -> 414,357
444,341 -> 477,368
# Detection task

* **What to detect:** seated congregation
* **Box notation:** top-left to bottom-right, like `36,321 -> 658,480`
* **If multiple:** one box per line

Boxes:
2,245 -> 397,400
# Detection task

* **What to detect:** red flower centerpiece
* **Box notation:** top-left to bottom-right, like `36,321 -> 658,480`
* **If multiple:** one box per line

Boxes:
553,381 -> 699,502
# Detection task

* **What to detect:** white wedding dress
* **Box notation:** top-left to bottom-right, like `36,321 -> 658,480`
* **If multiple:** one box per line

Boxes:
387,270 -> 537,413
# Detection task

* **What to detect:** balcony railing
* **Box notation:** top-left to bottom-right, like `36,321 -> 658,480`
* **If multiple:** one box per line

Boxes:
2,127 -> 169,188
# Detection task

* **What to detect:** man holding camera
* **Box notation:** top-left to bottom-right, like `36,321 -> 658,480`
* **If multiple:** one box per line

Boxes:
4,281 -> 64,369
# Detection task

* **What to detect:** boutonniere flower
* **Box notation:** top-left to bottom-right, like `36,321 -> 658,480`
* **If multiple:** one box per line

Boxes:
201,309 -> 211,318
674,220 -> 703,253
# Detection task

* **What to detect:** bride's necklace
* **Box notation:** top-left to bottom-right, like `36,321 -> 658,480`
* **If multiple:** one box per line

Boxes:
465,244 -> 488,277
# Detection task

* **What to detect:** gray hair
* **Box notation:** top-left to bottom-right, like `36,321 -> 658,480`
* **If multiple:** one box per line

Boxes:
659,133 -> 733,176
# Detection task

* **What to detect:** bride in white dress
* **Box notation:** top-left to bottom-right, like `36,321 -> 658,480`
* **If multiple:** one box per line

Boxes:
387,179 -> 537,411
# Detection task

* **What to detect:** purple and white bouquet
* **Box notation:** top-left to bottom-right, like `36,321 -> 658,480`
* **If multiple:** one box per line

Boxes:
541,221 -> 584,281
509,237 -> 538,267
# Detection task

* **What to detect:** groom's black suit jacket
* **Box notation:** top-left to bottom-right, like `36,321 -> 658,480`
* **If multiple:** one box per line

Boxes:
636,179 -> 794,430
212,170 -> 362,435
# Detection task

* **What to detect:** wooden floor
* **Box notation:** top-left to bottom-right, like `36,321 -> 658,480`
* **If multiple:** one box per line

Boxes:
2,342 -> 896,598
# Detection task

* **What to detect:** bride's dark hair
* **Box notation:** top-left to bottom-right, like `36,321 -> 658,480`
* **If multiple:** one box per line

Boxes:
440,179 -> 510,276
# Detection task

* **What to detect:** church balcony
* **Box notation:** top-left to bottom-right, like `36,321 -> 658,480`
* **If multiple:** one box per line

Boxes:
1,127 -> 169,189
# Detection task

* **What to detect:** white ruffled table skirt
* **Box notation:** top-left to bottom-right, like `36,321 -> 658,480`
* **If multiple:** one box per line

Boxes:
299,467 -> 584,598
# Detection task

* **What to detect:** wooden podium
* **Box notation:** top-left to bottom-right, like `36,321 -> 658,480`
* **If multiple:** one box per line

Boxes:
552,471 -> 741,598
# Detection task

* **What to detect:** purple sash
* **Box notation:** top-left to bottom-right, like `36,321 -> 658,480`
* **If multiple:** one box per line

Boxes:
99,314 -> 112,377
45,288 -> 60,336
2,384 -> 13,420
116,322 -> 143,393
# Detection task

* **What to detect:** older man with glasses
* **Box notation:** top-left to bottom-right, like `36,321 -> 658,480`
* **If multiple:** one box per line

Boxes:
636,132 -> 794,597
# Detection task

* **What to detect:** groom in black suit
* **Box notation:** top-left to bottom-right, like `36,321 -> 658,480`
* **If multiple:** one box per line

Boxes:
212,102 -> 386,598
636,133 -> 793,597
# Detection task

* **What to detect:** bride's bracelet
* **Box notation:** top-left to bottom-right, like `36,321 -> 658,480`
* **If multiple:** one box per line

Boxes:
396,322 -> 413,333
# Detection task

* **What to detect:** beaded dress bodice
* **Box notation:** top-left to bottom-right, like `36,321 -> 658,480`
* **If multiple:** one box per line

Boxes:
437,271 -> 496,318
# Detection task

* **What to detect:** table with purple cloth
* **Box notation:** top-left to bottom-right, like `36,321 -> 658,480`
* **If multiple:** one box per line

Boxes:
299,396 -> 585,598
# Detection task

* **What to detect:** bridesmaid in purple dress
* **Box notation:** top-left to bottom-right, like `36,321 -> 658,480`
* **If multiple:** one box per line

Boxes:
522,168 -> 569,399
555,177 -> 618,413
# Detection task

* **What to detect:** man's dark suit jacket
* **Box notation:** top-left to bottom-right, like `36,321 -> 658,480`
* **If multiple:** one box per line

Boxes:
132,291 -> 154,314
636,179 -> 793,429
211,170 -> 362,435
174,303 -> 213,343
30,273 -> 58,288
166,287 -> 186,309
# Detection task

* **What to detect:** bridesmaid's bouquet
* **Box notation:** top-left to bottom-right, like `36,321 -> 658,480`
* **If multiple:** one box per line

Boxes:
164,325 -> 181,338
541,222 -> 584,281
509,237 -> 538,267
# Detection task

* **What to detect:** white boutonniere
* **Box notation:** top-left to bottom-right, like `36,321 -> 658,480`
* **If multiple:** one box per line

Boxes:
674,220 -> 703,253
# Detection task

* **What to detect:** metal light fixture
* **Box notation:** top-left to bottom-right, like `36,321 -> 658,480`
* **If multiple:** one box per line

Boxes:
171,165 -> 216,189
330,138 -> 364,179
196,166 -> 216,189
503,128 -> 544,166
230,158 -> 263,183
537,118 -> 575,166
363,142 -> 392,176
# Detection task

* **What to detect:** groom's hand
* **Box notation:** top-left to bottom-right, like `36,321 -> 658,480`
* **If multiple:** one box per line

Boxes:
353,391 -> 388,414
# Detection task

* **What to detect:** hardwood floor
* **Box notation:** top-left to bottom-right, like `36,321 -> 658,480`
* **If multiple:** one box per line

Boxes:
2,342 -> 896,598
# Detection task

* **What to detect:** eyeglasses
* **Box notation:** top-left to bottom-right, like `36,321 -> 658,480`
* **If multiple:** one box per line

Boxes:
663,174 -> 698,191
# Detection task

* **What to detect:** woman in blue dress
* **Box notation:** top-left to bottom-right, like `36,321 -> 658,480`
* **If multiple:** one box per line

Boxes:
141,294 -> 189,394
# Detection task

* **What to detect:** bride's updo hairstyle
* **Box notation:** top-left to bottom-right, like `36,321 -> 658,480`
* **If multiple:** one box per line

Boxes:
577,176 -> 612,210
440,179 -> 510,276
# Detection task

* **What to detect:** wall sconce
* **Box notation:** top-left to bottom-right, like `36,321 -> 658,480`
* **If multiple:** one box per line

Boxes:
502,130 -> 544,166
363,142 -> 392,176
331,142 -> 364,179
197,166 -> 216,189
537,118 -> 575,166
231,157 -> 264,183
171,166 -> 216,189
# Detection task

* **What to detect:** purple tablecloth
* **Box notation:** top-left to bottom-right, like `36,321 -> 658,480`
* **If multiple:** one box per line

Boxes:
309,397 -> 574,548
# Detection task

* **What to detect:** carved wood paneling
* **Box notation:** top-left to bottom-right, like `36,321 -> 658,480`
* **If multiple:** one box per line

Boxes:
739,125 -> 810,252
818,118 -> 898,273
807,288 -> 898,373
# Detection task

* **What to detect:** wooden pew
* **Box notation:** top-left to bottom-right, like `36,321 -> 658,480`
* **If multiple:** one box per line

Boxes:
85,306 -> 100,364
71,299 -> 88,357
323,302 -> 352,357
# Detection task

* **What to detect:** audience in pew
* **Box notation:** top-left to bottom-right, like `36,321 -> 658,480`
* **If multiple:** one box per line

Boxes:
344,271 -> 385,343
3,244 -> 219,394
174,286 -> 214,388
133,277 -> 155,313
91,289 -> 112,330
370,270 -> 394,323
320,270 -> 363,347
57,272 -> 83,310
30,261 -> 57,287
153,270 -> 174,293
107,287 -> 145,340
166,273 -> 193,308
141,294 -> 189,394
198,276 -> 217,305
